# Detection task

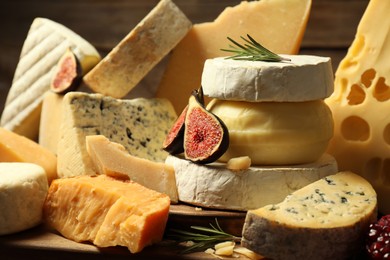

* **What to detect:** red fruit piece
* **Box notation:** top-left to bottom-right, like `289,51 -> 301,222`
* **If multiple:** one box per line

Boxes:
184,89 -> 229,164
50,48 -> 82,94
163,105 -> 188,154
366,215 -> 390,259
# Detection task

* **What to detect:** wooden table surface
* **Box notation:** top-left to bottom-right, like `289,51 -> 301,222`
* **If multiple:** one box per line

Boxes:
0,204 -> 249,260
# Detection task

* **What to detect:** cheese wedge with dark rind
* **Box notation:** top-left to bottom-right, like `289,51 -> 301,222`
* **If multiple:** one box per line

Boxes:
241,171 -> 377,260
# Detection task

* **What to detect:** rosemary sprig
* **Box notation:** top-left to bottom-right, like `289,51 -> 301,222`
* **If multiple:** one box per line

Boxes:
167,218 -> 241,254
221,34 -> 290,62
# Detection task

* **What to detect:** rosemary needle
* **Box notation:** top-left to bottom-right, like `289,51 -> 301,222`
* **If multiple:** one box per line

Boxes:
167,218 -> 241,254
221,34 -> 290,62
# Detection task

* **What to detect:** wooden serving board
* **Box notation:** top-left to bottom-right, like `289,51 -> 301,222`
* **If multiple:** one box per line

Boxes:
0,204 -> 248,260
168,203 -> 246,236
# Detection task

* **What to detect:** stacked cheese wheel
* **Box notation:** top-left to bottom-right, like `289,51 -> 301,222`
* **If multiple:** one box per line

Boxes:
166,54 -> 339,211
203,55 -> 334,165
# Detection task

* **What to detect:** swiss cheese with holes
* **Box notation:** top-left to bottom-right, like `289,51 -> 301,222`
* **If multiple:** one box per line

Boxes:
325,0 -> 390,214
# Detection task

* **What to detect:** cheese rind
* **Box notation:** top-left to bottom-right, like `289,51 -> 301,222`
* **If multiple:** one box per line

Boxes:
202,55 -> 334,102
0,127 -> 57,183
241,172 -> 377,260
156,0 -> 312,112
0,163 -> 49,235
57,92 -> 177,178
0,17 -> 100,140
83,0 -> 192,98
325,0 -> 390,214
86,135 -> 178,203
43,175 -> 170,253
207,99 -> 334,165
165,154 -> 338,211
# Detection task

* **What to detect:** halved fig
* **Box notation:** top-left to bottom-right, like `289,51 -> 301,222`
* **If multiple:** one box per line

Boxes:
184,89 -> 229,164
162,105 -> 188,154
50,48 -> 82,94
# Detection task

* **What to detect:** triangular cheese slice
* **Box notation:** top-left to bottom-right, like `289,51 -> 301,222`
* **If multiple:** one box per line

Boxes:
0,17 -> 100,140
156,0 -> 312,113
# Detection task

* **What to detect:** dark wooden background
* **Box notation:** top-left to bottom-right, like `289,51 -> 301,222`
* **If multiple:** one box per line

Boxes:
0,0 -> 369,114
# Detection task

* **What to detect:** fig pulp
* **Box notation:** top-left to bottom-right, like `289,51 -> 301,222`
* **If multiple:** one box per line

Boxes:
50,48 -> 82,94
184,90 -> 229,164
162,105 -> 187,154
163,88 -> 206,155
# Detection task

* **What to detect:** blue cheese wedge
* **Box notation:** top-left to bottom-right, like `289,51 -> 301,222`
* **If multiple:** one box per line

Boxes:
165,154 -> 338,211
201,55 -> 334,102
57,92 -> 177,178
241,171 -> 377,260
0,17 -> 100,140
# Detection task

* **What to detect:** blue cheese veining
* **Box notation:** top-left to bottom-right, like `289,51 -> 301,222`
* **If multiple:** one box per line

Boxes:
57,92 -> 177,178
241,171 -> 377,260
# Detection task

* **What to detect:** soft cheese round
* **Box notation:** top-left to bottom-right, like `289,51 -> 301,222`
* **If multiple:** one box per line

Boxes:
0,163 -> 49,235
165,154 -> 338,211
207,99 -> 334,165
201,55 -> 334,102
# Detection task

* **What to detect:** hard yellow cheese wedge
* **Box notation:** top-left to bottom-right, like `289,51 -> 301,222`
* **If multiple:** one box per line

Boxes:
83,0 -> 192,98
156,0 -> 312,112
325,0 -> 390,214
38,92 -> 63,155
86,135 -> 178,203
0,127 -> 57,183
44,175 -> 170,253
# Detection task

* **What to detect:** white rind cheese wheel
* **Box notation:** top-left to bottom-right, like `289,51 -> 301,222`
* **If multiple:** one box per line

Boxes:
165,154 -> 338,211
207,99 -> 334,165
0,163 -> 49,235
241,171 -> 377,260
201,55 -> 334,102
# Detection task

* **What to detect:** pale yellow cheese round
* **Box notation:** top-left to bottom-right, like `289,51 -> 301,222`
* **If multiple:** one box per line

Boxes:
0,162 -> 49,235
207,99 -> 334,165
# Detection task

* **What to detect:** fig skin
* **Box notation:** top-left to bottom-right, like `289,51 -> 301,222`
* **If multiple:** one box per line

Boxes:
184,89 -> 229,164
162,105 -> 187,154
50,48 -> 82,94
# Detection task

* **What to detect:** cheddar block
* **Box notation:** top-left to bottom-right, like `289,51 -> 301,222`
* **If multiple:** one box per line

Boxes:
242,172 -> 377,260
0,163 -> 48,235
86,135 -> 178,203
0,17 -> 100,140
83,0 -> 192,98
166,154 -> 338,211
38,91 -> 63,154
43,175 -> 170,253
325,0 -> 390,214
57,92 -> 177,178
156,0 -> 312,112
0,127 -> 57,183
